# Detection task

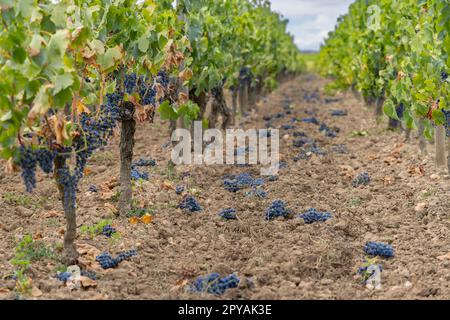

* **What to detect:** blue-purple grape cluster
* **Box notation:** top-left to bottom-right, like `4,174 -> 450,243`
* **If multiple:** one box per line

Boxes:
319,123 -> 338,138
324,97 -> 341,104
179,196 -> 202,212
442,109 -> 450,137
364,242 -> 394,258
80,270 -> 97,280
218,208 -> 237,220
132,158 -> 157,167
441,71 -> 448,81
303,91 -> 320,102
96,249 -> 138,269
330,109 -> 347,116
175,185 -> 185,195
265,200 -> 290,220
301,117 -> 320,125
56,271 -> 72,282
223,173 -> 265,192
19,146 -> 38,193
293,137 -> 316,148
396,104 -> 405,119
352,172 -> 371,187
101,225 -> 117,238
88,185 -> 98,193
246,187 -> 267,199
293,131 -> 307,137
131,168 -> 149,181
189,273 -> 240,296
298,208 -> 332,224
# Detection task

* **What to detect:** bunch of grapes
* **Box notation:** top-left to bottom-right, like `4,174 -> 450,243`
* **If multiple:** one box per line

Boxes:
132,158 -> 157,167
298,208 -> 332,224
301,117 -> 320,125
442,109 -> 450,137
157,70 -> 169,89
330,109 -> 347,116
101,225 -> 117,238
293,137 -> 316,148
88,185 -> 98,193
281,124 -> 294,130
265,200 -> 290,220
96,252 -> 119,269
96,249 -> 138,270
441,71 -> 448,81
352,172 -> 371,187
56,271 -> 72,282
131,168 -> 149,181
189,273 -> 240,296
319,123 -> 337,138
218,208 -> 237,220
275,112 -> 284,119
80,270 -> 97,280
245,187 -> 267,199
364,242 -> 394,258
223,173 -> 265,192
175,185 -> 185,195
178,196 -> 202,212
293,131 -> 307,137
396,104 -> 405,119
115,249 -> 138,263
19,146 -> 38,193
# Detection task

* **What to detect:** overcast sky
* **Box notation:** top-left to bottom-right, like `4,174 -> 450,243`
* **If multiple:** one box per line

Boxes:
270,0 -> 354,51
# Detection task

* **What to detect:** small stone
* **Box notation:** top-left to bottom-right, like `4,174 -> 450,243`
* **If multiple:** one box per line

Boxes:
414,202 -> 427,213
430,174 -> 440,180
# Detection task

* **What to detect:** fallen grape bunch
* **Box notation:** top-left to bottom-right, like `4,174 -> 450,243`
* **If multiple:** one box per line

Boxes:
179,196 -> 202,212
223,173 -> 265,192
265,200 -> 290,220
218,208 -> 237,220
364,242 -> 394,258
189,273 -> 240,295
352,172 -> 371,187
96,249 -> 138,269
298,208 -> 332,224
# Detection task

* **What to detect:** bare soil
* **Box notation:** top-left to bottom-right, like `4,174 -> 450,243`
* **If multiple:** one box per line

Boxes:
1,74 -> 450,300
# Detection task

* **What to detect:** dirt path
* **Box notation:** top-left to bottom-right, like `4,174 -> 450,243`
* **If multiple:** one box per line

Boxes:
1,75 -> 450,300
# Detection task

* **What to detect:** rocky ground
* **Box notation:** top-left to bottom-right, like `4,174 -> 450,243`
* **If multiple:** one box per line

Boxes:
1,74 -> 450,300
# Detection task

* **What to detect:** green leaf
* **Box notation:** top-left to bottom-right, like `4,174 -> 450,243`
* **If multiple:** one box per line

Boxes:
98,46 -> 122,71
383,99 -> 399,120
157,101 -> 178,120
53,73 -> 74,95
47,30 -> 70,60
138,35 -> 149,53
432,109 -> 445,125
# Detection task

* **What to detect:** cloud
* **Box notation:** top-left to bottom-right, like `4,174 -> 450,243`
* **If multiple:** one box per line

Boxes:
270,0 -> 353,51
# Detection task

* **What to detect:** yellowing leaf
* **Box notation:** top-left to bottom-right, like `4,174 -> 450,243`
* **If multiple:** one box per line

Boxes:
76,101 -> 90,115
162,180 -> 174,190
140,214 -> 153,224
129,217 -> 139,225
179,68 -> 193,82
